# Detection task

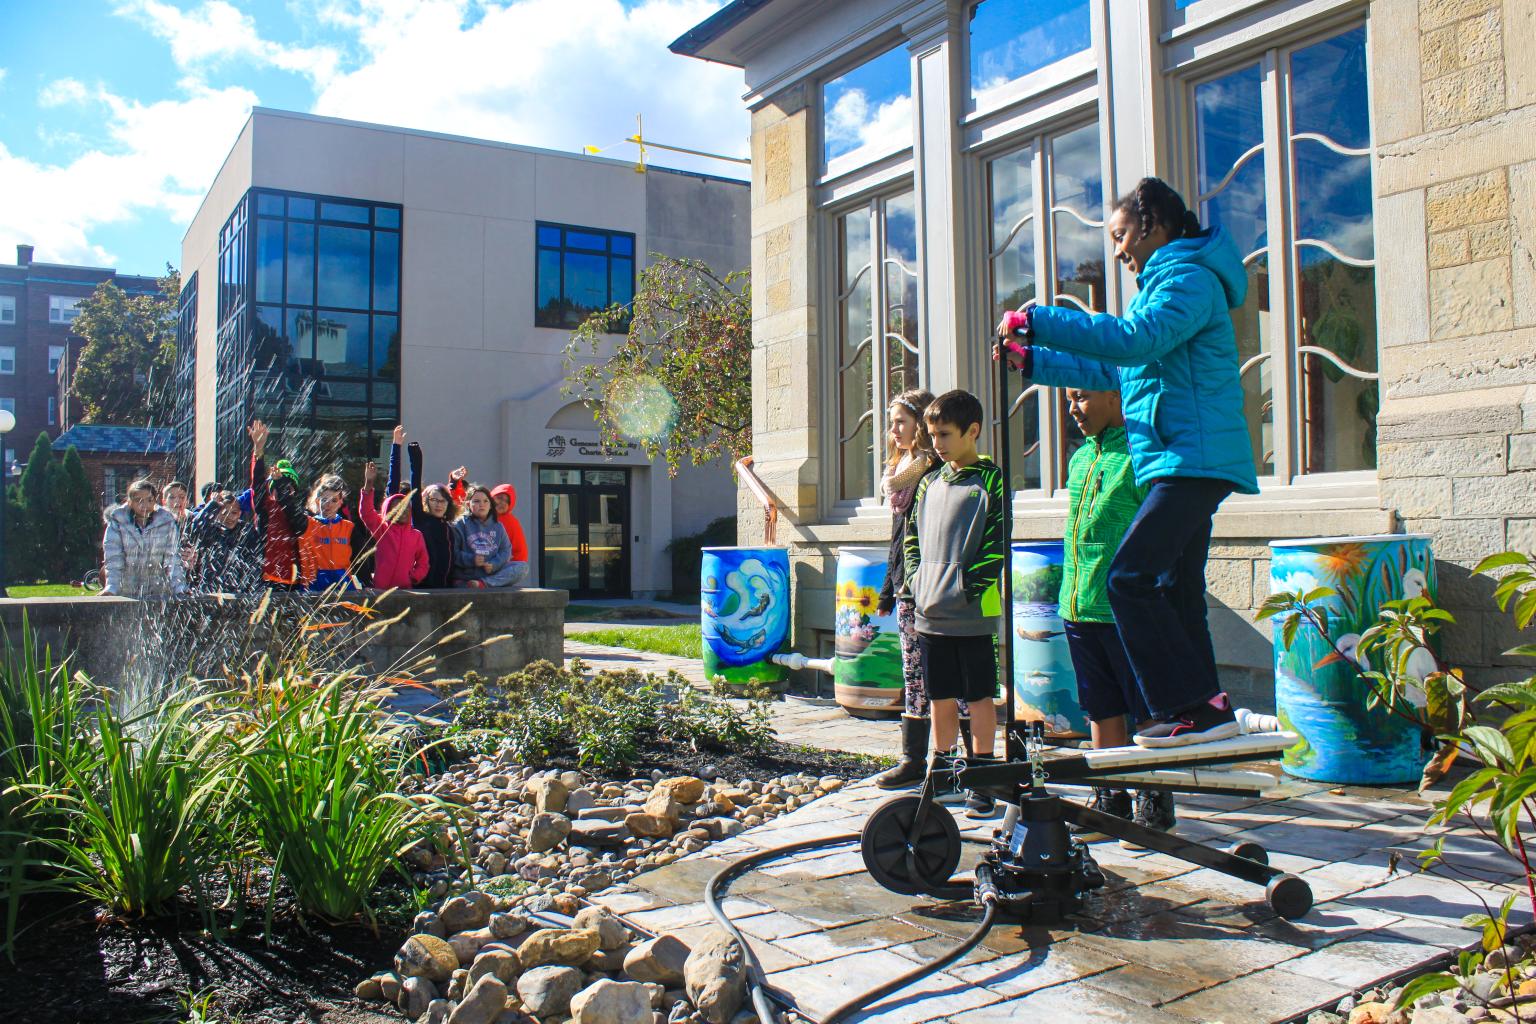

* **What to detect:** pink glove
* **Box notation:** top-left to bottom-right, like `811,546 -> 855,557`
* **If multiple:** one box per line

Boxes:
999,308 -> 1032,337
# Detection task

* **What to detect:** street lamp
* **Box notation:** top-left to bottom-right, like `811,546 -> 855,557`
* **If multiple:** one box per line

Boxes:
0,407 -> 13,593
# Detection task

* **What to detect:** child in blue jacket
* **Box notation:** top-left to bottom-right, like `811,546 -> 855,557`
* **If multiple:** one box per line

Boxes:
998,177 -> 1257,749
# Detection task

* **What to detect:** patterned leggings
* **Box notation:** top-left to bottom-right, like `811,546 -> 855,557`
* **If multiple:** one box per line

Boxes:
897,598 -> 968,718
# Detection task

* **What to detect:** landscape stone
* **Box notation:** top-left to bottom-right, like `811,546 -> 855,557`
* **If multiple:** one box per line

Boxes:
575,820 -> 633,845
469,948 -> 523,986
441,892 -> 495,934
520,927 -> 604,967
588,947 -> 629,972
625,935 -> 692,987
1414,1008 -> 1473,1024
574,905 -> 631,950
397,934 -> 460,983
381,973 -> 403,1002
567,788 -> 599,815
448,927 -> 494,963
518,965 -> 586,1017
530,812 -> 574,853
643,788 -> 684,824
1348,1004 -> 1395,1024
683,929 -> 746,1024
402,976 -> 438,1020
571,979 -> 654,1024
356,973 -> 388,1001
448,975 -> 509,1024
626,812 -> 676,839
413,910 -> 448,938
425,999 -> 452,1024
529,776 -> 571,814
661,777 -> 706,804
491,911 -> 530,939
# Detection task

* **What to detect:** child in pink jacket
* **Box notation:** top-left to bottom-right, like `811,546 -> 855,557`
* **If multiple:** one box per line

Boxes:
360,461 -> 429,589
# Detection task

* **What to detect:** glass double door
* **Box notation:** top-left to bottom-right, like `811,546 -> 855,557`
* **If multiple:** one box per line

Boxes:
539,468 -> 630,598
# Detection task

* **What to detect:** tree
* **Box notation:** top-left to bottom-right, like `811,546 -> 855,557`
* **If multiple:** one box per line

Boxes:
7,432 -> 54,582
69,268 -> 180,426
49,447 -> 99,580
563,256 -> 750,475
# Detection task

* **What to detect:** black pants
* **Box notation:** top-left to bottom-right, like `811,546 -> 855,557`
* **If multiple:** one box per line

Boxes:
1106,477 -> 1232,719
917,632 -> 997,703
1064,620 -> 1147,724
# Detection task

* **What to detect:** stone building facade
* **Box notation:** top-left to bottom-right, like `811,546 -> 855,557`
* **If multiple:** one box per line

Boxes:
674,0 -> 1536,708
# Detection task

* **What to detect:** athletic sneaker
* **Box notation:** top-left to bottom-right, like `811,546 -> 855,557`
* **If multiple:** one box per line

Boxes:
1134,692 -> 1241,748
962,756 -> 998,818
1120,789 -> 1177,849
1069,787 -> 1131,841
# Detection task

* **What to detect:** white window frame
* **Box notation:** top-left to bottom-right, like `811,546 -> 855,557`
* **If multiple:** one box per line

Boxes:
48,344 -> 66,375
48,295 -> 81,324
0,295 -> 14,324
0,346 -> 14,375
961,0 -> 1097,122
1167,14 -> 1378,492
47,395 -> 57,426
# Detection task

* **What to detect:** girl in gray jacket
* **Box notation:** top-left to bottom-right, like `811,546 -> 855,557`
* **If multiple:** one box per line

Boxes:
102,478 -> 188,598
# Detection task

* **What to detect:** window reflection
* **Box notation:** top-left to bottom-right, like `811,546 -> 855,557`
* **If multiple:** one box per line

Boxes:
534,222 -> 636,330
838,208 -> 874,501
373,232 -> 399,312
884,192 -> 920,399
1050,123 -> 1105,313
823,45 -> 912,169
969,0 -> 1091,109
318,225 -> 371,310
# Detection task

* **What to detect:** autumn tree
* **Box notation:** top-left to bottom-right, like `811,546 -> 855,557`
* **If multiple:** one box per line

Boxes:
70,268 -> 180,426
562,256 -> 750,475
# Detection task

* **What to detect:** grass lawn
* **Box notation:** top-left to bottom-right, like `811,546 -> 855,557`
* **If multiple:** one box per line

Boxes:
578,623 -> 703,659
6,583 -> 93,598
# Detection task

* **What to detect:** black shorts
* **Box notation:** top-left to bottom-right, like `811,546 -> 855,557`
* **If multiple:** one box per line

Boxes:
1064,620 -> 1148,724
917,632 -> 998,703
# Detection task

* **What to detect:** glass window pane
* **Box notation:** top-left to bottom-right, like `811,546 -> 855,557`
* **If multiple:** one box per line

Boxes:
541,469 -> 581,485
969,0 -> 1091,107
373,230 -> 399,312
317,225 -> 371,309
567,230 -> 607,251
838,209 -> 874,501
585,470 -> 626,486
989,145 -> 1037,324
564,252 -> 607,320
288,196 -> 315,219
373,315 -> 400,379
884,191 -> 920,399
537,249 -> 563,326
1050,122 -> 1105,313
611,234 -> 634,256
538,225 -> 562,247
1006,389 -> 1042,492
256,193 -> 284,215
251,305 -> 294,371
286,221 -> 314,306
254,218 -> 285,304
321,202 -> 370,224
823,45 -> 912,168
1291,29 -> 1373,263
309,310 -> 371,376
375,207 -> 400,228
610,257 -> 634,307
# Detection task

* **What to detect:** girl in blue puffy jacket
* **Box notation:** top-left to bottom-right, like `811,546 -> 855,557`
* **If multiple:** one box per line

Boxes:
998,177 -> 1257,752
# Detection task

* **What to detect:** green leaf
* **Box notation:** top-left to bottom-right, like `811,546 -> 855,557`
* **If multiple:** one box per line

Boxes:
1503,645 -> 1536,659
1281,615 -> 1300,650
1476,551 -> 1531,575
1394,972 -> 1461,1009
1464,725 -> 1515,767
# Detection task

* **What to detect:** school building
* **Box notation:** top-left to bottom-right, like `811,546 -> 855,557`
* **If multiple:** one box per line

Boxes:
673,0 -> 1536,706
177,108 -> 749,599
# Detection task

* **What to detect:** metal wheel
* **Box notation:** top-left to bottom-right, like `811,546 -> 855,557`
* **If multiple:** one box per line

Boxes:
1266,873 -> 1313,920
1229,841 -> 1269,866
860,795 -> 963,897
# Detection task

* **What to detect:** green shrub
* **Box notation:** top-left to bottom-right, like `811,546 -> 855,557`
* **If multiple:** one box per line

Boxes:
667,516 -> 737,598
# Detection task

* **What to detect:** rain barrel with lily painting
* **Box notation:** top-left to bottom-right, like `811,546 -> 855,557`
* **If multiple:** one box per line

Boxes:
833,546 -> 904,715
1010,542 -> 1089,738
701,547 -> 790,691
1270,534 -> 1437,784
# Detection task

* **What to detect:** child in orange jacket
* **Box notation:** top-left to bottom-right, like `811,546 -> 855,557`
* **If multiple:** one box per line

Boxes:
303,474 -> 357,591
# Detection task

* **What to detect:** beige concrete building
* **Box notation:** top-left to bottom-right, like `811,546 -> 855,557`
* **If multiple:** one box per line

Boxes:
674,0 -> 1536,707
180,108 -> 748,598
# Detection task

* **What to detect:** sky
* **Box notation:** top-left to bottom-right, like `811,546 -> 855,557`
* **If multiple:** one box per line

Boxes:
0,0 -> 748,276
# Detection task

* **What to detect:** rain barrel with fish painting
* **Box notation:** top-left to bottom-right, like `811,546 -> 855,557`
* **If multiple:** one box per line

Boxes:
833,546 -> 904,716
1270,534 -> 1436,784
701,547 -> 790,690
1010,542 -> 1088,738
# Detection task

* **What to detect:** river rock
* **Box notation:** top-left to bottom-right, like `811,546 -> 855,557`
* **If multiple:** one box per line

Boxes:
440,891 -> 495,934
413,910 -> 447,938
695,817 -> 743,841
469,948 -> 523,986
529,776 -> 570,813
661,777 -> 706,804
518,965 -> 585,1017
819,777 -> 843,792
567,788 -> 599,815
572,979 -> 654,1024
381,973 -> 403,1002
448,975 -> 508,1024
520,927 -> 603,967
684,929 -> 746,1024
448,927 -> 494,963
579,805 -> 633,821
402,976 -> 437,1020
490,911 -> 530,939
574,905 -> 630,950
356,972 -> 391,1000
530,812 -> 574,852
587,946 -> 629,972
575,820 -> 633,845
1346,1004 -> 1393,1024
1412,1008 -> 1471,1024
626,812 -> 676,839
425,1000 -> 452,1024
397,934 -> 459,983
624,934 -> 691,986
643,788 -> 684,824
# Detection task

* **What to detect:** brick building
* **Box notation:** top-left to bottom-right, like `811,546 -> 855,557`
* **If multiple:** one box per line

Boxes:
673,0 -> 1536,707
49,425 -> 177,508
0,244 -> 160,472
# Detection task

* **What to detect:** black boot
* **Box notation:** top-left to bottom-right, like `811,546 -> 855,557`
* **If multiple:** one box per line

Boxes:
1069,788 -> 1132,841
876,716 -> 930,789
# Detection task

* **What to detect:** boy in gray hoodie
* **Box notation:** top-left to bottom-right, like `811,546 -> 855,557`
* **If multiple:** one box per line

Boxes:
903,390 -> 1007,817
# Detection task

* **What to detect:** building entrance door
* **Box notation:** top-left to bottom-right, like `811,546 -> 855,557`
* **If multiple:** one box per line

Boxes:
538,467 -> 630,598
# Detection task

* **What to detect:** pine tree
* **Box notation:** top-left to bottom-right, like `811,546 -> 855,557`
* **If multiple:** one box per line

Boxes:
50,447 -> 99,580
12,433 -> 54,581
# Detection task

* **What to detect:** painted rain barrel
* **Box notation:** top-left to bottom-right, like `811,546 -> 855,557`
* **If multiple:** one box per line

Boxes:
701,547 -> 791,690
833,546 -> 904,715
1010,541 -> 1089,738
1270,534 -> 1436,784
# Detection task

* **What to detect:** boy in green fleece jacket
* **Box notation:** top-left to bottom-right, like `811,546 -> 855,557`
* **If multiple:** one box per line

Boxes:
904,390 -> 1007,818
1057,388 -> 1170,838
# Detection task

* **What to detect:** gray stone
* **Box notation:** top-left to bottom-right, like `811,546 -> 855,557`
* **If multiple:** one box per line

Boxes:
683,929 -> 746,1024
587,947 -> 629,972
566,788 -> 598,815
578,806 -> 633,822
624,935 -> 692,986
448,974 -> 509,1024
571,979 -> 654,1024
469,948 -> 523,986
529,776 -> 571,813
530,812 -> 574,853
491,911 -> 530,939
441,891 -> 495,934
643,984 -> 666,1009
695,818 -> 744,841
574,905 -> 630,951
573,820 -> 632,846
402,976 -> 438,1020
413,910 -> 447,938
397,934 -> 460,983
518,965 -> 585,1017
1414,1008 -> 1472,1024
425,999 -> 452,1024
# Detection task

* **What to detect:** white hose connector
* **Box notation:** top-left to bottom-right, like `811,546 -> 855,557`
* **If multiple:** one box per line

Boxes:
770,652 -> 836,674
1236,708 -> 1281,734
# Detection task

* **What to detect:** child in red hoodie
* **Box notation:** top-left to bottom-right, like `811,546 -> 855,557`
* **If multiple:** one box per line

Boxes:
490,484 -> 529,580
360,460 -> 429,590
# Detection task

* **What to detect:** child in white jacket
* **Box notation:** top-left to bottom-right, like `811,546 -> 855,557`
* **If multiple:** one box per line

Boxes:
102,478 -> 188,598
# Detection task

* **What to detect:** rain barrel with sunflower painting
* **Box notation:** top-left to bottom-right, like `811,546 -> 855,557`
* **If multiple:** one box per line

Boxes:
1269,534 -> 1437,784
833,547 -> 905,715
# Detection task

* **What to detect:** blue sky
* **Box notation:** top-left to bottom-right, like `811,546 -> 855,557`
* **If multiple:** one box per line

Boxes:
0,0 -> 746,275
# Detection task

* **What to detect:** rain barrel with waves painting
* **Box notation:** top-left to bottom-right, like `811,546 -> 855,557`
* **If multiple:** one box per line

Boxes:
833,546 -> 904,716
1270,534 -> 1436,784
1010,542 -> 1088,738
701,547 -> 790,690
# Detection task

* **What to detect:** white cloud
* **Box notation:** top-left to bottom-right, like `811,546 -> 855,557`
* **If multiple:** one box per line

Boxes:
38,78 -> 91,108
0,80 -> 257,265
117,0 -> 340,86
308,0 -> 749,172
825,87 -> 911,163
